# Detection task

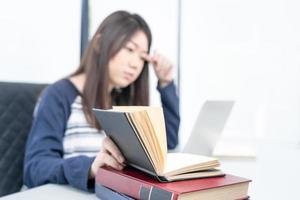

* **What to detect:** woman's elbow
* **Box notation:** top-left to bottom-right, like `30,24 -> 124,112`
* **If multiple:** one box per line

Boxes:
168,141 -> 178,150
23,161 -> 36,188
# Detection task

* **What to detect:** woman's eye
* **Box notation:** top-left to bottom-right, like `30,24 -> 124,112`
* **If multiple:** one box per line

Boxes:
125,46 -> 134,52
139,56 -> 145,62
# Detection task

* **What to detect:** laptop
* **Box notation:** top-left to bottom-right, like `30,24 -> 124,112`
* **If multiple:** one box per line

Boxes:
182,101 -> 234,156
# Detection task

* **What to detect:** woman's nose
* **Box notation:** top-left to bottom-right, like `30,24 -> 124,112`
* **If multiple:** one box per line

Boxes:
129,55 -> 142,69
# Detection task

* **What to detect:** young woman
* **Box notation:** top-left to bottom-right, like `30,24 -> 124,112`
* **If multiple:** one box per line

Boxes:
24,10 -> 179,192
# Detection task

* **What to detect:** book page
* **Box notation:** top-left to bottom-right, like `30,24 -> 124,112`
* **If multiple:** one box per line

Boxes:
162,153 -> 219,176
113,106 -> 167,167
129,111 -> 160,165
144,107 -> 167,162
125,113 -> 158,172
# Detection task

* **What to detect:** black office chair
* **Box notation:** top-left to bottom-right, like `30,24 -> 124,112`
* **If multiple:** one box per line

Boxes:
0,82 -> 47,197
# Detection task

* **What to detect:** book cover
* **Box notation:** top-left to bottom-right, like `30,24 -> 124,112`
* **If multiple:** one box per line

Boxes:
93,109 -> 156,176
96,166 -> 251,200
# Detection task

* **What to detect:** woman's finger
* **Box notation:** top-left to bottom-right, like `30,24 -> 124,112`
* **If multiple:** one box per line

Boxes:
141,53 -> 153,63
101,152 -> 124,170
164,65 -> 173,76
102,137 -> 125,163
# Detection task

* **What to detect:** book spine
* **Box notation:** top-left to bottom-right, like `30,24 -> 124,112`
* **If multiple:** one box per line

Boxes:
96,168 -> 178,200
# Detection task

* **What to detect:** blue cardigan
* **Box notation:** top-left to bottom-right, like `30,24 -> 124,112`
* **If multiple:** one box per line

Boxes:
23,79 -> 180,192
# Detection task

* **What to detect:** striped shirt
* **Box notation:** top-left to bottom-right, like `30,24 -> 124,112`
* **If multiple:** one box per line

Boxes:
63,96 -> 105,158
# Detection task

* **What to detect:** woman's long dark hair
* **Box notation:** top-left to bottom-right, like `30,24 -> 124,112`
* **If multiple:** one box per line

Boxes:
70,11 -> 152,128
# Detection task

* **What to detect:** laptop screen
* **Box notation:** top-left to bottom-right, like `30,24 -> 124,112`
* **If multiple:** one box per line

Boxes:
183,101 -> 234,156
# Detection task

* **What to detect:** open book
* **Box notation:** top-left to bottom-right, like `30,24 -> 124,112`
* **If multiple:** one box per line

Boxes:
93,106 -> 224,182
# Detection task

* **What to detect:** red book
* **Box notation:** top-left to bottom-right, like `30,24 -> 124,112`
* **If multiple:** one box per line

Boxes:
95,167 -> 251,200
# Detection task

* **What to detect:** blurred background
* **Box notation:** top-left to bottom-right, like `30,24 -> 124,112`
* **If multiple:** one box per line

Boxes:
1,0 -> 300,199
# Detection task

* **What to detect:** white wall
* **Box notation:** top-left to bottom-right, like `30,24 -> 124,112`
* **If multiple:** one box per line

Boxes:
0,0 -> 81,83
180,0 -> 300,150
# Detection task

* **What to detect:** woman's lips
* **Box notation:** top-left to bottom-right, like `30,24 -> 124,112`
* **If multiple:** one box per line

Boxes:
123,71 -> 134,80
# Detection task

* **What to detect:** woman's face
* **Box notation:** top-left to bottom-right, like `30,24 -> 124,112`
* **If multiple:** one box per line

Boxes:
108,30 -> 149,90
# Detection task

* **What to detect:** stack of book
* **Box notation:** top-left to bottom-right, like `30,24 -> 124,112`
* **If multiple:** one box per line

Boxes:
93,106 -> 251,200
95,166 -> 250,200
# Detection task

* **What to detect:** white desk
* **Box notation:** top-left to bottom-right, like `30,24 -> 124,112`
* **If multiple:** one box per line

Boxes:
218,139 -> 300,200
1,184 -> 99,200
